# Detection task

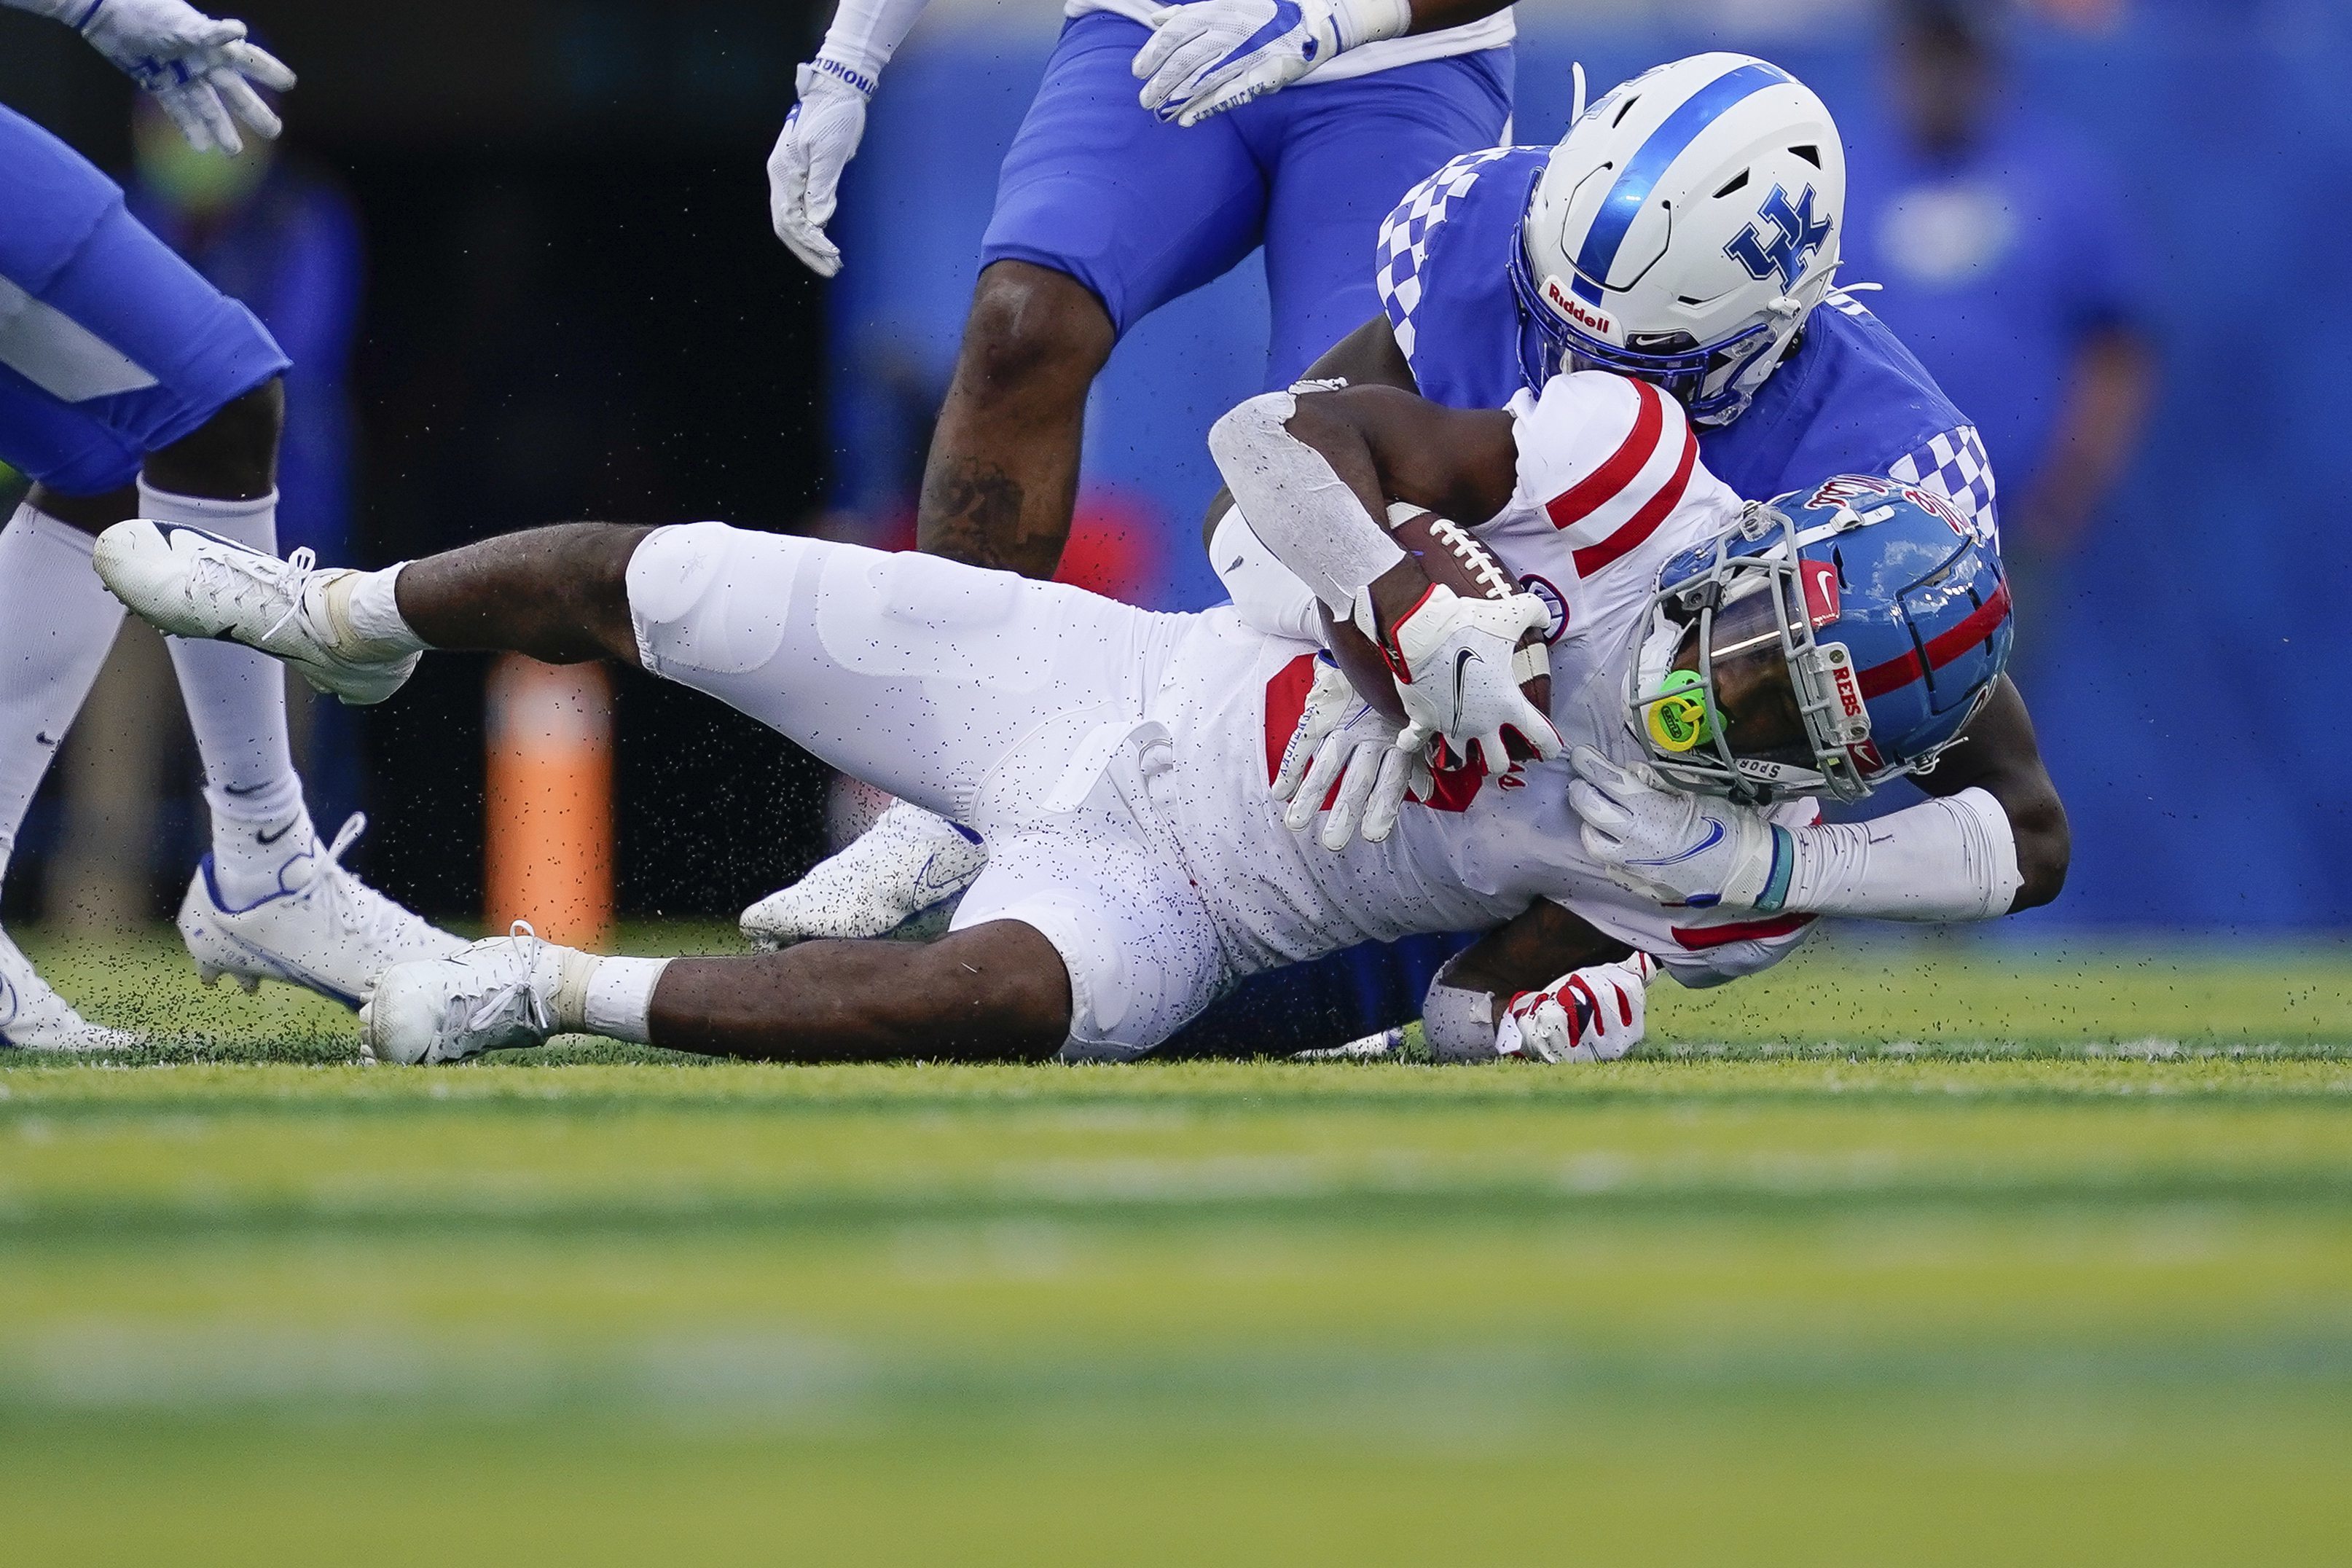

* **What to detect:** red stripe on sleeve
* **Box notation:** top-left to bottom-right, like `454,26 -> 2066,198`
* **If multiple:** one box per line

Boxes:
1854,580 -> 2012,699
1669,913 -> 1816,950
1264,653 -> 1317,785
1571,423 -> 1698,577
1543,379 -> 1665,530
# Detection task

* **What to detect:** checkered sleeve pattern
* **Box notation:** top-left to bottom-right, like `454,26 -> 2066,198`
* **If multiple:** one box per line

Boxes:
1890,426 -> 1999,544
1374,148 -> 1513,362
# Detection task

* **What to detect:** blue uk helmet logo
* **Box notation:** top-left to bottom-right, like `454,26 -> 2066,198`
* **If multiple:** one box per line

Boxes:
1724,185 -> 1832,290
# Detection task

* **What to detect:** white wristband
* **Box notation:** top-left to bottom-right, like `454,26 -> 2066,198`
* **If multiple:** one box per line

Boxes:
1207,392 -> 1403,616
1332,0 -> 1412,50
1780,787 -> 2023,922
812,0 -> 933,89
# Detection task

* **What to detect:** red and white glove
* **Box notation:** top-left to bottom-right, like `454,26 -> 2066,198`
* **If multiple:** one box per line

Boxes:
1495,953 -> 1660,1064
1368,584 -> 1561,775
1271,654 -> 1432,850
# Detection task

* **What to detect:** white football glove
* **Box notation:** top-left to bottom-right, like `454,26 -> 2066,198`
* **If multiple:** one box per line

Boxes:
1271,654 -> 1432,851
1496,953 -> 1660,1064
767,60 -> 871,278
1375,584 -> 1561,775
21,0 -> 296,154
1134,0 -> 1383,126
1567,745 -> 1790,911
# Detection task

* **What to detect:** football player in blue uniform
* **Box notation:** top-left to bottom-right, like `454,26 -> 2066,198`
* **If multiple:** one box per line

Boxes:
1190,52 -> 2020,1045
0,0 -> 460,1047
746,0 -> 1521,948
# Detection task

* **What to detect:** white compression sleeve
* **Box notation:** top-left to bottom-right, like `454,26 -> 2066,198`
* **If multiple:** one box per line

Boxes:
812,0 -> 933,87
1779,787 -> 2023,922
1208,505 -> 1322,643
1207,393 -> 1404,616
1421,953 -> 1501,1063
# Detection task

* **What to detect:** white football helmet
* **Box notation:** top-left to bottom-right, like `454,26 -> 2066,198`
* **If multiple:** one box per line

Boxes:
1515,53 -> 1846,425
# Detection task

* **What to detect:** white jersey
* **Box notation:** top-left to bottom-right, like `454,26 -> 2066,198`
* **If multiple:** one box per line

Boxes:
1153,370 -> 1819,986
625,379 -> 1815,1058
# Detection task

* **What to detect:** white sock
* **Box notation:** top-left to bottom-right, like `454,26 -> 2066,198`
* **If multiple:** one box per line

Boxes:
207,800 -> 320,907
138,483 -> 307,837
552,949 -> 670,1044
335,563 -> 428,655
0,503 -> 125,877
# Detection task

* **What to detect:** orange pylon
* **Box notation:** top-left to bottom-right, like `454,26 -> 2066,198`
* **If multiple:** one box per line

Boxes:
484,654 -> 614,949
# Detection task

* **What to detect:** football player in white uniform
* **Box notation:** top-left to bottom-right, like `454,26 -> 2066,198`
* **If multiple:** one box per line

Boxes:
89,372 -> 2066,1067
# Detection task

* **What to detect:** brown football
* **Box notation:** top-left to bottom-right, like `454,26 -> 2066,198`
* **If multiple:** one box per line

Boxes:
1319,510 -> 1553,742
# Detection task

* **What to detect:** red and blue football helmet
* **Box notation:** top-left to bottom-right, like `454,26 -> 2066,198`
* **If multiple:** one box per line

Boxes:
1626,475 -> 2012,803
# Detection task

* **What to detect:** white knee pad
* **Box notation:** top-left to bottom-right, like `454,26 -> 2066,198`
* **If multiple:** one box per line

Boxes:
626,521 -> 805,679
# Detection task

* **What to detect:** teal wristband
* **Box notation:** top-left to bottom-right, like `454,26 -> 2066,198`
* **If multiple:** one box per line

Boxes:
1754,825 -> 1796,914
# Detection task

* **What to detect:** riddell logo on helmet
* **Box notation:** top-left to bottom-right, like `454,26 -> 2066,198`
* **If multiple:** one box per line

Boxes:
1543,279 -> 1613,337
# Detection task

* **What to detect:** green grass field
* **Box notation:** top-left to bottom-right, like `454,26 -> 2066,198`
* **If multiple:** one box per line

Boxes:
4,928 -> 2349,1566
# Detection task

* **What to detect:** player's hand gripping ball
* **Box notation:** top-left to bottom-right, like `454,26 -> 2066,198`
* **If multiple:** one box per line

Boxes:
1318,510 -> 1559,773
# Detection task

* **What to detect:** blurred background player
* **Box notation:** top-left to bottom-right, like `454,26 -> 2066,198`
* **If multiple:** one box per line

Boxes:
0,0 -> 457,1046
1840,0 -> 2155,678
748,0 -> 1521,947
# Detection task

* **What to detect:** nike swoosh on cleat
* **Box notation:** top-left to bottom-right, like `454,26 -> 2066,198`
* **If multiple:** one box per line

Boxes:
34,732 -> 56,748
223,780 -> 268,796
256,823 -> 296,846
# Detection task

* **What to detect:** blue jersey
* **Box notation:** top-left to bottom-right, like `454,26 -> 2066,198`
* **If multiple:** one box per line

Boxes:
1372,147 -> 1998,538
0,105 -> 286,496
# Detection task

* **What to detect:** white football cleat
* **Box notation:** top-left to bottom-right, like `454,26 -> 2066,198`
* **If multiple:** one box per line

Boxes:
93,520 -> 419,706
740,800 -> 987,950
361,922 -> 565,1065
180,813 -> 466,1009
0,926 -> 138,1051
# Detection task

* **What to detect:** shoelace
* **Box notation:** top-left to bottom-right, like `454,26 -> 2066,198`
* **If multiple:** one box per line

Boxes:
184,543 -> 315,638
460,922 -> 553,1038
310,813 -> 449,950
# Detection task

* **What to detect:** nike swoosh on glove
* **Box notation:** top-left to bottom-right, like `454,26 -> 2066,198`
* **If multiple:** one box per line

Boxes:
1273,654 -> 1432,851
1497,952 -> 1661,1064
768,60 -> 870,277
1132,0 -> 1400,127
60,0 -> 297,154
1376,583 -> 1561,775
1567,745 -> 1790,910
